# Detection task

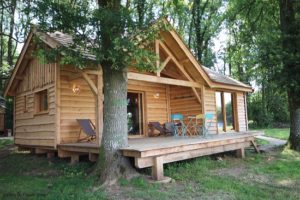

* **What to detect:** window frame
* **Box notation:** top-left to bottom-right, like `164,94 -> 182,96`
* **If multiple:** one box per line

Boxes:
34,89 -> 49,114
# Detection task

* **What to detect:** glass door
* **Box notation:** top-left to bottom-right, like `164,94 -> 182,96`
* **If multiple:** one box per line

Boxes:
127,91 -> 144,136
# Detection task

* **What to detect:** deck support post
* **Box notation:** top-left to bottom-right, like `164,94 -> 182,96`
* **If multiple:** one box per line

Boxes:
89,153 -> 98,162
47,152 -> 55,159
70,154 -> 79,164
236,148 -> 245,159
152,156 -> 164,181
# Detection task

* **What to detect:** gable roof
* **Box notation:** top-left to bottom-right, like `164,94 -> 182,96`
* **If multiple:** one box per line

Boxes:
4,23 -> 253,96
203,67 -> 251,88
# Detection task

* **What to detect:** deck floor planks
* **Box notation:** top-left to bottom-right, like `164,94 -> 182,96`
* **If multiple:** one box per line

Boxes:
58,131 -> 262,156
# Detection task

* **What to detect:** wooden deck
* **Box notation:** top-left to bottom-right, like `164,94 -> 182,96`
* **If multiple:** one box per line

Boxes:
57,131 -> 262,180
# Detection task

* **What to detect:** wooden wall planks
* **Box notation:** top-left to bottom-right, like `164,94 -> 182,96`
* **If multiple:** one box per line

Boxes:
237,92 -> 247,131
204,87 -> 217,134
14,58 -> 56,148
59,68 -> 96,143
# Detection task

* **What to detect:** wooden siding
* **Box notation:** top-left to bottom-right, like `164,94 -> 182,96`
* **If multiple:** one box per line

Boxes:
237,92 -> 247,131
59,68 -> 96,143
14,58 -> 56,147
169,86 -> 202,124
204,87 -> 217,134
128,80 -> 168,133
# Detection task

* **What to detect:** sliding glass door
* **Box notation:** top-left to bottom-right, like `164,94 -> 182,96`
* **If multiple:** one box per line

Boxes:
216,92 -> 236,133
127,91 -> 144,136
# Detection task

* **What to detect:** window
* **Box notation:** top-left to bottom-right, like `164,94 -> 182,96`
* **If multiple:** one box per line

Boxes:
23,95 -> 28,113
35,90 -> 48,113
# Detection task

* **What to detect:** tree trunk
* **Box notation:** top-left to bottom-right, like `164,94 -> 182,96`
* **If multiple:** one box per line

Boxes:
7,0 -> 17,68
279,0 -> 300,150
288,93 -> 300,150
96,66 -> 136,185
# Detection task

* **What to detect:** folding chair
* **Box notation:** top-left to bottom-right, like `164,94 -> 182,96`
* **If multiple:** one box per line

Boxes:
148,122 -> 173,136
203,113 -> 214,137
171,113 -> 187,136
76,119 -> 96,142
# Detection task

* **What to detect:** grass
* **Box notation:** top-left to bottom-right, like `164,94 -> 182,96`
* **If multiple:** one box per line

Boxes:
0,138 -> 13,149
262,128 -> 289,140
1,138 -> 300,200
256,138 -> 269,145
0,140 -> 107,200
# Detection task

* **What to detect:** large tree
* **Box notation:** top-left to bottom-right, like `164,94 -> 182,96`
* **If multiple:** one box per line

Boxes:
279,0 -> 300,150
32,0 -> 161,184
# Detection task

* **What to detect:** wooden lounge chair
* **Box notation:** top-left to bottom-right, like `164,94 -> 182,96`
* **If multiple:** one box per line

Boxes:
76,119 -> 96,142
148,122 -> 173,137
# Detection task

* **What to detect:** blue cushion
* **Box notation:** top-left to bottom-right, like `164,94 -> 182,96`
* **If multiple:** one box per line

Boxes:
171,113 -> 184,120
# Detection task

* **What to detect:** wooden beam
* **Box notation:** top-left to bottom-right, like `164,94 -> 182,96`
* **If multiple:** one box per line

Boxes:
168,30 -> 212,87
128,72 -> 202,88
155,40 -> 160,76
251,140 -> 260,153
180,58 -> 190,64
4,31 -> 34,97
159,41 -> 202,104
201,85 -> 205,114
157,56 -> 171,76
134,141 -> 250,168
81,72 -> 98,95
85,70 -> 103,75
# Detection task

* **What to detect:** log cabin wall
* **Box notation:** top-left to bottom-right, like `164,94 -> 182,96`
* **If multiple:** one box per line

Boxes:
59,67 -> 96,143
128,80 -> 168,135
236,92 -> 247,131
169,85 -> 202,125
204,87 -> 217,134
14,58 -> 56,148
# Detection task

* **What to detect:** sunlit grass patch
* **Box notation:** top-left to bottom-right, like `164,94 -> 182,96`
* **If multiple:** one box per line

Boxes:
262,128 -> 289,140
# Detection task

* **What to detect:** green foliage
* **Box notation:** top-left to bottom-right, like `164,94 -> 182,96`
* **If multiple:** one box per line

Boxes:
248,92 -> 289,128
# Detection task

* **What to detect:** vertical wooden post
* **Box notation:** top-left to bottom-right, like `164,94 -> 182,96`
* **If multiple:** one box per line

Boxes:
244,93 -> 249,131
233,93 -> 239,132
70,154 -> 79,165
155,40 -> 160,77
96,67 -> 103,146
221,92 -> 227,132
152,156 -> 164,181
55,62 -> 61,146
236,148 -> 245,159
166,85 -> 171,122
201,85 -> 205,114
47,152 -> 55,159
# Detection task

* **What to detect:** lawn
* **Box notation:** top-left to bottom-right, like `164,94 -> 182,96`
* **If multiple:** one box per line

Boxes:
1,138 -> 300,200
261,128 -> 290,140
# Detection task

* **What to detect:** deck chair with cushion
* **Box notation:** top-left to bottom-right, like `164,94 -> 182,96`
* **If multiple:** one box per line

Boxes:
76,119 -> 96,142
171,113 -> 187,136
148,122 -> 173,137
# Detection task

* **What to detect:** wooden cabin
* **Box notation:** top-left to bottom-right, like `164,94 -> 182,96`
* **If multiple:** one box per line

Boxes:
4,22 -> 261,180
